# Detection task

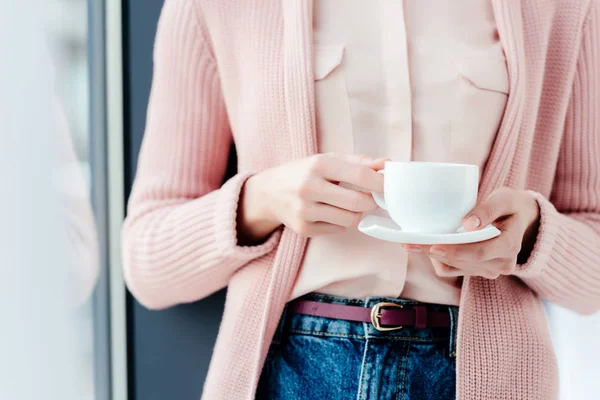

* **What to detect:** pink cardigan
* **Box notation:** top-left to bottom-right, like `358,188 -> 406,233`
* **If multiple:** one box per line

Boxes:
122,1 -> 600,399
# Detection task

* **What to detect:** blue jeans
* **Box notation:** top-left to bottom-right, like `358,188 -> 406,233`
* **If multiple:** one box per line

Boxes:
257,293 -> 458,400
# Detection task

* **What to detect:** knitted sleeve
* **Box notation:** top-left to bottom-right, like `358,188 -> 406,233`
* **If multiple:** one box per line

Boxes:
121,0 -> 281,310
513,1 -> 600,315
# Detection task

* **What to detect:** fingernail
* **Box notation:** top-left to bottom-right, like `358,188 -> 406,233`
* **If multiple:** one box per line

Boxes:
431,248 -> 446,257
404,246 -> 422,253
466,215 -> 481,229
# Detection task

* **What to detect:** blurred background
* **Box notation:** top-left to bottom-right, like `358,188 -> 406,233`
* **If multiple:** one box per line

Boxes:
0,1 -> 598,399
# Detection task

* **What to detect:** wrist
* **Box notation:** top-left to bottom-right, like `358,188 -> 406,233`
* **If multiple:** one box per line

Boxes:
237,174 -> 280,245
518,191 -> 541,263
525,192 -> 541,239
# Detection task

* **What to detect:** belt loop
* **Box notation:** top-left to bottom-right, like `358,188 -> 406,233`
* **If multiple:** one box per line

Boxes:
448,306 -> 458,359
272,303 -> 288,346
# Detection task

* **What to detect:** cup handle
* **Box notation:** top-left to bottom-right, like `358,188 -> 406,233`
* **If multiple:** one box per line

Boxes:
371,170 -> 387,210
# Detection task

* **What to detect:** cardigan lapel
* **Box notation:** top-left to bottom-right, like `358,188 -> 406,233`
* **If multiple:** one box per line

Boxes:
273,1 -> 315,303
479,0 -> 526,200
251,0 -> 317,390
282,0 -> 318,159
457,3 -> 526,399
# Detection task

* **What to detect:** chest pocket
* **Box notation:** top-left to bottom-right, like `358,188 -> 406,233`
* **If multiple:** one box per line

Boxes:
456,56 -> 510,94
313,44 -> 354,154
450,53 -> 510,166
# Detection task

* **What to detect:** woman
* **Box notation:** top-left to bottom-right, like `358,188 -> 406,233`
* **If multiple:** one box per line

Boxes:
122,1 -> 600,399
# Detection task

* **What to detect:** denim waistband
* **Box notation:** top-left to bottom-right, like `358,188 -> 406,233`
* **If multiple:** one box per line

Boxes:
275,292 -> 459,358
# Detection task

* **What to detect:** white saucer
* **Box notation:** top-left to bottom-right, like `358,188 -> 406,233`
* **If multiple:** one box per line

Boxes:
358,215 -> 501,245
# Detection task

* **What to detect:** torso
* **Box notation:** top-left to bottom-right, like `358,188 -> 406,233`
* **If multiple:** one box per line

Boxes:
292,0 -> 509,304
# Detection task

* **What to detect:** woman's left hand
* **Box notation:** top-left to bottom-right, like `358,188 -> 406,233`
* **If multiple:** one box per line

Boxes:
402,187 -> 541,279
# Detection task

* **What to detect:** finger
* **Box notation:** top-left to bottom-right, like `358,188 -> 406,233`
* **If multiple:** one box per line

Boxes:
429,256 -> 468,271
363,157 -> 390,171
430,258 -> 464,277
304,203 -> 364,228
328,153 -> 391,169
295,221 -> 346,237
319,155 -> 385,193
311,180 -> 378,212
402,245 -> 432,253
463,187 -> 519,231
431,217 -> 522,262
429,248 -> 512,276
493,211 -> 528,234
430,257 -> 501,279
308,222 -> 347,236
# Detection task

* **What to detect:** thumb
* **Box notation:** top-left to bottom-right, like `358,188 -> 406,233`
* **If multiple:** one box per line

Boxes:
363,157 -> 392,170
463,188 -> 516,231
328,153 -> 391,169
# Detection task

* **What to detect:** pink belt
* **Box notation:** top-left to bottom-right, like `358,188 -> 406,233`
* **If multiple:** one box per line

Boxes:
288,299 -> 452,332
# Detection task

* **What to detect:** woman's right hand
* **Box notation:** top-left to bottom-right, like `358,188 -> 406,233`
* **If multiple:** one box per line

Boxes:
238,153 -> 387,244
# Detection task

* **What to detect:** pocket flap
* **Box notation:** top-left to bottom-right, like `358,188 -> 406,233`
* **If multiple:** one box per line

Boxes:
456,57 -> 510,94
314,44 -> 345,80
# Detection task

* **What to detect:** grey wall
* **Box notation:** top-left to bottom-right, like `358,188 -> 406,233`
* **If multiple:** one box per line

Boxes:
122,1 -> 234,399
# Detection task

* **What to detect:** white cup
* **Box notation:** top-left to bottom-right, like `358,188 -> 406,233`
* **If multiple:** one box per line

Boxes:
371,162 -> 479,234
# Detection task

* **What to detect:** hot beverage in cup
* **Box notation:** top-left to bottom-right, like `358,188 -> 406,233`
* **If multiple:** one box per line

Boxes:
371,162 -> 479,234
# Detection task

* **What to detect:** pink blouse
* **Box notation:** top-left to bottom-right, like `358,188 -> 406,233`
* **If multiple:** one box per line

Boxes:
291,0 -> 510,305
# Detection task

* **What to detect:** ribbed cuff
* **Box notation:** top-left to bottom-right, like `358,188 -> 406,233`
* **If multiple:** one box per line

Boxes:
213,173 -> 282,261
513,191 -> 560,278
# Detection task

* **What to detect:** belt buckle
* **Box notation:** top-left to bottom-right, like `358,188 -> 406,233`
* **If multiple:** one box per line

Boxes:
370,302 -> 404,331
